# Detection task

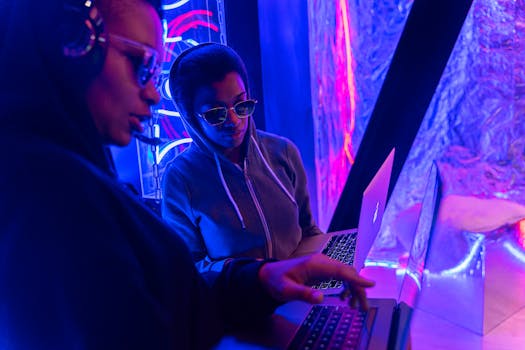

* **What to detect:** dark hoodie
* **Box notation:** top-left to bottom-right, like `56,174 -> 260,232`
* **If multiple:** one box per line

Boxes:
162,83 -> 323,273
0,1 -> 278,349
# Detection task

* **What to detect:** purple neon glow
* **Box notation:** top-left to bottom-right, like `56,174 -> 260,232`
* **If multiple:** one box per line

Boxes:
309,0 -> 525,244
336,0 -> 357,167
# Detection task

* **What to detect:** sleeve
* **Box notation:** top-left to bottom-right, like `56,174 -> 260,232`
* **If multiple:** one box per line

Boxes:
1,152 -> 280,349
1,169 -> 180,349
285,140 -> 325,237
161,163 -> 231,273
207,258 -> 282,329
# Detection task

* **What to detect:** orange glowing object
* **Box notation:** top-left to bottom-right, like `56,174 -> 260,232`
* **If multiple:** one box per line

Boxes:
518,219 -> 525,248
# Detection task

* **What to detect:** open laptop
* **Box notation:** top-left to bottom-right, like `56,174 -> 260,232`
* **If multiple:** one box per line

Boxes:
282,162 -> 442,350
290,148 -> 395,294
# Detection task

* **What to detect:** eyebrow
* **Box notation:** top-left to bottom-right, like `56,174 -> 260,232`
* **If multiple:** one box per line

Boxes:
233,91 -> 247,100
108,33 -> 160,55
211,91 -> 247,106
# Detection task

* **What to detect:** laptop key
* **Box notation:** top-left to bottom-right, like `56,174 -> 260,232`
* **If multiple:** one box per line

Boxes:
288,305 -> 365,350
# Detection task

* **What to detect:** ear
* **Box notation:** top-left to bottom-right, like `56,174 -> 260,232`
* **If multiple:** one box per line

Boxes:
58,0 -> 108,86
61,0 -> 105,58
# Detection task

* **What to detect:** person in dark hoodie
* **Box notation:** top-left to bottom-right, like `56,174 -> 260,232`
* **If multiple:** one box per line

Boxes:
0,0 -> 374,349
163,43 -> 324,273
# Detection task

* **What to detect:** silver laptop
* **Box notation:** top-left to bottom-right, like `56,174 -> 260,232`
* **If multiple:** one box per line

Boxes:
290,148 -> 395,295
281,162 -> 442,350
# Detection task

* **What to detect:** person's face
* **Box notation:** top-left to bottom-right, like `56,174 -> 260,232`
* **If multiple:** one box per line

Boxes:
193,72 -> 250,150
86,2 -> 163,146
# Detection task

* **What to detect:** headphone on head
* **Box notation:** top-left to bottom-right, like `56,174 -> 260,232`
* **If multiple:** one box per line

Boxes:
61,0 -> 106,58
58,0 -> 108,85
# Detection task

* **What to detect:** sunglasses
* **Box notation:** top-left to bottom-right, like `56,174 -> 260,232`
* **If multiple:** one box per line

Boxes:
198,99 -> 258,126
107,33 -> 162,88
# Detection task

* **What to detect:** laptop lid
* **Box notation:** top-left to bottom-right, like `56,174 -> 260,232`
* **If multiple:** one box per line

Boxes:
237,162 -> 441,350
289,148 -> 395,264
353,147 -> 396,272
388,162 -> 442,350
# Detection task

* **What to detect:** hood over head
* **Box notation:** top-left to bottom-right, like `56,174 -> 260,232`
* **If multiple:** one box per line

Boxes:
168,42 -> 257,157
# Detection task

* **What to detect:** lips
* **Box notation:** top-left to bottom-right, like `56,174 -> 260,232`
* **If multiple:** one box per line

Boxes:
129,114 -> 151,133
222,130 -> 242,140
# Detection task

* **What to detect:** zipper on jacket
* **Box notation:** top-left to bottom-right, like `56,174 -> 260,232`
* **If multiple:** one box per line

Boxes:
243,158 -> 273,258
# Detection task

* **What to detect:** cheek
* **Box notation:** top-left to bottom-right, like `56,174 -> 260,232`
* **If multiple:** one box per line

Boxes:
197,120 -> 217,139
86,78 -> 109,131
102,51 -> 136,103
102,66 -> 128,102
241,117 -> 250,132
86,74 -> 127,134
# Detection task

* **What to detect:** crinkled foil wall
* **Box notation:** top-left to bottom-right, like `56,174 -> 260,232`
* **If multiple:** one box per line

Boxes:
308,0 -> 413,230
308,0 -> 525,240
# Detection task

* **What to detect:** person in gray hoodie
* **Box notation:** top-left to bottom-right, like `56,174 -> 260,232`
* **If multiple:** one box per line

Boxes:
163,43 -> 324,273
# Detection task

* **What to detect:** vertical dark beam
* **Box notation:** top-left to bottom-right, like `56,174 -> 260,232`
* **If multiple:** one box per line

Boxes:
329,0 -> 474,232
224,0 -> 266,130
257,0 -> 319,223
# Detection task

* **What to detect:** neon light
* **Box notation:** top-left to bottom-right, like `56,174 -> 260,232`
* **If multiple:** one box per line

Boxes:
518,219 -> 525,248
157,138 -> 193,163
174,21 -> 219,36
340,0 -> 356,165
503,241 -> 525,265
164,11 -> 216,60
162,0 -> 191,10
364,260 -> 400,269
435,234 -> 485,277
185,39 -> 199,46
153,124 -> 160,138
168,10 -> 214,35
406,269 -> 422,290
157,109 -> 180,117
165,36 -> 183,43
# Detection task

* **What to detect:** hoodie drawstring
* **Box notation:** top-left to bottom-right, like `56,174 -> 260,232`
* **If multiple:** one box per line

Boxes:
214,153 -> 246,230
251,135 -> 298,207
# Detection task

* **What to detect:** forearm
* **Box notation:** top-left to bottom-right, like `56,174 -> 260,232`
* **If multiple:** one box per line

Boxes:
208,258 -> 282,329
195,256 -> 233,273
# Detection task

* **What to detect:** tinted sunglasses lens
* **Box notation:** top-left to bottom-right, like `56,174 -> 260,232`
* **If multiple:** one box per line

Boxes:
203,108 -> 227,125
138,54 -> 160,87
234,100 -> 256,117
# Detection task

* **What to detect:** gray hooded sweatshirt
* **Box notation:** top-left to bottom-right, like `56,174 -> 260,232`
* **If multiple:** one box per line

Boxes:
161,112 -> 323,272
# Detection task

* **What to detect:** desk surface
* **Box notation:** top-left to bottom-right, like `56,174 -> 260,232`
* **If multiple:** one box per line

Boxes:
360,266 -> 525,350
410,306 -> 525,350
216,265 -> 525,350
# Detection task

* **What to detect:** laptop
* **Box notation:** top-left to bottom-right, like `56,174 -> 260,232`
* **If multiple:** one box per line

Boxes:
282,162 -> 442,350
290,148 -> 396,295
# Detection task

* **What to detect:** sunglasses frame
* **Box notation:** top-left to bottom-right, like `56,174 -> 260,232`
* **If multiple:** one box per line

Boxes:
198,99 -> 258,126
106,33 -> 162,88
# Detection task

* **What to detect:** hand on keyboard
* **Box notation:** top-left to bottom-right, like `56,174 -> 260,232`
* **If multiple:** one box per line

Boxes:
258,253 -> 375,309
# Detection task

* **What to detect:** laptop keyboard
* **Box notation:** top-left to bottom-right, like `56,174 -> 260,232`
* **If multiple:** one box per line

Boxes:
288,305 -> 366,350
313,233 -> 357,290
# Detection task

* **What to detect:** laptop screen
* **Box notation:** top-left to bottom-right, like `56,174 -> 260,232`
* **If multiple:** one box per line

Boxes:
354,148 -> 395,272
398,162 -> 441,308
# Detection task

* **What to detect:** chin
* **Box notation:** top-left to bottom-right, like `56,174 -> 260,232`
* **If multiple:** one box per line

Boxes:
110,133 -> 132,147
225,140 -> 243,149
228,135 -> 246,148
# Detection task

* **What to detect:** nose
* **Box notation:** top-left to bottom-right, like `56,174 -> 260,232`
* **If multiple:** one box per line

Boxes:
223,107 -> 240,126
141,80 -> 161,106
